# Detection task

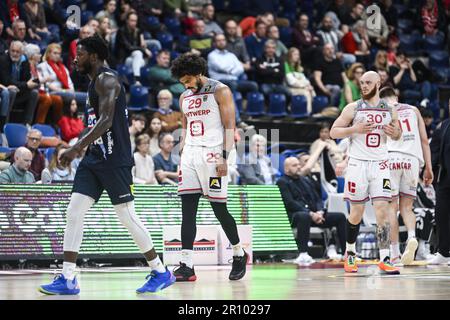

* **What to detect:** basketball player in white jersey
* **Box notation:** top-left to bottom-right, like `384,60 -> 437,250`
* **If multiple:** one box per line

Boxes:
379,87 -> 434,265
330,71 -> 402,274
170,53 -> 247,281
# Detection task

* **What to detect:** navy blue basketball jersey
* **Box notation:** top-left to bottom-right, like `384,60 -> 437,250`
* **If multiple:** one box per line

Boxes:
83,66 -> 133,168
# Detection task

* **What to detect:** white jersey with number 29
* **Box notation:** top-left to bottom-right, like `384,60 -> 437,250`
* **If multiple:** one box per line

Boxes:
348,99 -> 393,161
182,78 -> 224,148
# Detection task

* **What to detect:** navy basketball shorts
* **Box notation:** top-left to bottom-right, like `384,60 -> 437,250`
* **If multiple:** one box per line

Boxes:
72,161 -> 134,205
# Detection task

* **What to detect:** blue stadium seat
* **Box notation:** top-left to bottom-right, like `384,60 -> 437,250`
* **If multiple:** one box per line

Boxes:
0,146 -> 11,156
157,32 -> 174,50
279,27 -> 293,48
164,17 -> 181,37
63,0 -> 82,7
424,33 -> 445,52
399,34 -> 418,55
312,95 -> 329,114
80,10 -> 94,26
86,0 -> 104,13
140,66 -> 152,87
171,51 -> 180,61
429,50 -> 449,70
290,95 -> 309,118
32,124 -> 56,137
116,64 -> 134,85
128,85 -> 150,111
45,147 -> 56,163
397,19 -> 413,32
245,92 -> 265,116
233,91 -> 243,112
268,93 -> 287,117
146,16 -> 161,30
3,123 -> 28,148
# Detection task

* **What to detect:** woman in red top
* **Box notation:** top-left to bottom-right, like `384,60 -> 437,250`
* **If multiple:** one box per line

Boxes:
57,99 -> 85,143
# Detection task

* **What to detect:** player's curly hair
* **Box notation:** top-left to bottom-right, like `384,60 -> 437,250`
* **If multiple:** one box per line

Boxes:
78,34 -> 109,61
171,53 -> 207,78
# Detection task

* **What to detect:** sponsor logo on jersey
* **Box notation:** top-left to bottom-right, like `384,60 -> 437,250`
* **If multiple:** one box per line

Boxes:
348,181 -> 356,193
383,179 -> 391,190
209,177 -> 221,190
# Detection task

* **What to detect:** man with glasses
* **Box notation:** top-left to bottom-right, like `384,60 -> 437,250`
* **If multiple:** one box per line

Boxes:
10,129 -> 45,181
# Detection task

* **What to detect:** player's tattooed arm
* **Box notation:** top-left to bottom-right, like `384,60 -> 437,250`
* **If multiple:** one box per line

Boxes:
376,223 -> 391,250
75,73 -> 120,152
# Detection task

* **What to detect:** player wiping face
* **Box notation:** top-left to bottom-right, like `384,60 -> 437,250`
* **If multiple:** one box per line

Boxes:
179,75 -> 203,93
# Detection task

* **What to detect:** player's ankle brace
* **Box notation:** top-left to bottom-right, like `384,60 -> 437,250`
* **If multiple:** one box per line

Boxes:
346,219 -> 360,245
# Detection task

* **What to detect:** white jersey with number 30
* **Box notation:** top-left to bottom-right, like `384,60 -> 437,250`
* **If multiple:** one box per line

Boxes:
387,103 -> 424,166
348,99 -> 393,161
182,78 -> 224,148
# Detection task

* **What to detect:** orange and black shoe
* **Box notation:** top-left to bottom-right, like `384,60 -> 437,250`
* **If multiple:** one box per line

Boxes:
173,262 -> 197,281
378,257 -> 400,275
344,252 -> 358,273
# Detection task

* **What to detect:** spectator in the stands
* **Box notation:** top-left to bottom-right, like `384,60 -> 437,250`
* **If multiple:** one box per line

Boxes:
418,0 -> 446,36
117,0 -> 134,27
267,25 -> 288,58
0,147 -> 35,183
68,25 -> 95,73
132,133 -> 159,185
201,3 -> 223,36
116,12 -> 152,83
240,12 -> 274,38
86,18 -> 99,34
180,19 -> 213,58
0,79 -> 17,131
0,41 -> 39,125
154,89 -> 182,133
224,19 -> 252,72
379,0 -> 398,30
0,20 -> 8,54
23,0 -> 54,45
25,43 -> 63,126
37,43 -> 87,105
129,113 -> 146,152
57,99 -> 85,144
386,34 -> 399,66
339,62 -> 364,110
208,34 -> 258,95
309,122 -> 344,165
41,144 -> 76,184
147,116 -> 162,156
341,20 -> 371,68
10,129 -> 45,181
389,50 -> 433,104
130,0 -> 163,34
284,47 -> 316,114
148,50 -> 185,98
277,156 -> 346,264
362,5 -> 389,48
186,0 -> 211,19
0,0 -> 39,42
244,20 -> 267,64
371,49 -> 388,72
313,43 -> 346,107
316,15 -> 356,67
421,108 -> 435,138
327,0 -> 351,22
255,39 -> 291,100
163,0 -> 191,18
9,19 -> 31,44
97,16 -> 117,68
153,132 -> 178,185
292,14 -> 320,71
340,2 -> 364,26
378,68 -> 395,90
238,134 -> 278,185
95,0 -> 119,31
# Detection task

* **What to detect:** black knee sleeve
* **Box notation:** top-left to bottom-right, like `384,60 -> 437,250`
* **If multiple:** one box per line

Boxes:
181,194 -> 201,250
210,202 -> 240,245
346,219 -> 360,244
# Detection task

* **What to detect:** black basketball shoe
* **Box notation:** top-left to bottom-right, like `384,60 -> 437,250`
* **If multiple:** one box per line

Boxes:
173,262 -> 197,281
229,250 -> 248,280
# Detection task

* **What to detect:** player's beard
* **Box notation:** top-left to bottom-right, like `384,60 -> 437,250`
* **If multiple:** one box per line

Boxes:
361,86 -> 378,100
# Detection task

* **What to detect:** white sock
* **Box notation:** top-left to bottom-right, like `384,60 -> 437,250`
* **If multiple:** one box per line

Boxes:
181,249 -> 194,268
407,230 -> 416,240
346,242 -> 356,254
379,248 -> 390,262
147,256 -> 166,273
232,243 -> 244,257
390,243 -> 400,258
62,261 -> 76,280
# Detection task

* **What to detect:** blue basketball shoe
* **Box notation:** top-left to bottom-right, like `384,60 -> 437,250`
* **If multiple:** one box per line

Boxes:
136,268 -> 176,294
39,274 -> 80,295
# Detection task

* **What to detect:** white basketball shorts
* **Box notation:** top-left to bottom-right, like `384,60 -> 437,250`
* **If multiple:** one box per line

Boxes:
389,151 -> 420,199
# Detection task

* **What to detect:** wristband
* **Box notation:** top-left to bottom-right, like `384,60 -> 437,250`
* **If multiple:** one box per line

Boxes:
222,150 -> 229,160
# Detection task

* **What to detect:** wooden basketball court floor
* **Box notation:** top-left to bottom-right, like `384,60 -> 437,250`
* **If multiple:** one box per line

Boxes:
1,262 -> 449,300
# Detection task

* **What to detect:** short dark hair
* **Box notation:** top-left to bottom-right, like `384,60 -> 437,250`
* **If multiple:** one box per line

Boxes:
131,113 -> 146,123
158,132 -> 173,148
78,34 -> 109,60
255,20 -> 266,29
126,11 -> 138,21
421,108 -> 434,118
171,53 -> 207,78
379,86 -> 397,99
157,49 -> 171,57
319,122 -> 331,130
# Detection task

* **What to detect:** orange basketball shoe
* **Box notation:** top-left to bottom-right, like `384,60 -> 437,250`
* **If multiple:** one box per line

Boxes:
344,252 -> 358,273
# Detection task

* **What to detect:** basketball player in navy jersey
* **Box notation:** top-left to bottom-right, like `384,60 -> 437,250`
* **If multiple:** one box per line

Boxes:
39,35 -> 175,295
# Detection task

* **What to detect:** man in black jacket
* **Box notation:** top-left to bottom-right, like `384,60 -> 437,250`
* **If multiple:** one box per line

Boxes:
277,156 -> 346,265
429,103 -> 450,265
0,41 -> 38,125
